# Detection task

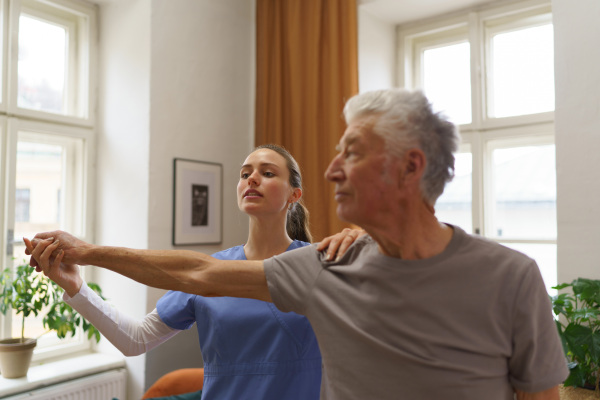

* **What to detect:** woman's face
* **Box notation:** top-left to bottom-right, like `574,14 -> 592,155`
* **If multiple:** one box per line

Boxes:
237,149 -> 300,216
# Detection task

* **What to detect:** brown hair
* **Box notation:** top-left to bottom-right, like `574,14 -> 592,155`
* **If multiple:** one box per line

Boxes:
254,144 -> 312,243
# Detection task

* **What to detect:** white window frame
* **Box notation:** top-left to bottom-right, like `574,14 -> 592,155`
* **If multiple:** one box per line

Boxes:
479,124 -> 555,241
398,0 -> 553,131
6,0 -> 96,125
397,0 -> 557,293
480,3 -> 553,128
0,0 -> 96,363
397,0 -> 555,233
1,118 -> 95,362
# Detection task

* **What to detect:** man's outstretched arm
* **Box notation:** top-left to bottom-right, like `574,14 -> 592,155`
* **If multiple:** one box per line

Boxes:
25,231 -> 271,302
515,386 -> 560,400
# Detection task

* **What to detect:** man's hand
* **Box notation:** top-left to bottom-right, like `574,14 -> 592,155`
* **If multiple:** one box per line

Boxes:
23,236 -> 83,297
25,230 -> 91,267
317,228 -> 365,261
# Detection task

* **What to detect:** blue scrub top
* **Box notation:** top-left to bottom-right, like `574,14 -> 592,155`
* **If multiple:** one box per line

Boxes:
157,241 -> 321,400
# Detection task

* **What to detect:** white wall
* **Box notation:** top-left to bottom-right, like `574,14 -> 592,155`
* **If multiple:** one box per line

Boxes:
96,0 -> 254,397
358,7 -> 396,92
145,0 -> 255,388
96,1 -> 151,398
553,0 -> 600,283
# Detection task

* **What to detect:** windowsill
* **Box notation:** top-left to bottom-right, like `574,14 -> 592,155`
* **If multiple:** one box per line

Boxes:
0,352 -> 126,398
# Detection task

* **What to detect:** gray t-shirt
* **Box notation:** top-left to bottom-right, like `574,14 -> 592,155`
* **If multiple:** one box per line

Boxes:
264,226 -> 568,400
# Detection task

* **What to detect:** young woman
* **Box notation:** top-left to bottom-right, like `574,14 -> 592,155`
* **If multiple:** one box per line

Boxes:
26,144 -> 361,399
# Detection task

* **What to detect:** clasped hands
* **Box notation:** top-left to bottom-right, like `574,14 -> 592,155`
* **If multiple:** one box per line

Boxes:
23,231 -> 85,297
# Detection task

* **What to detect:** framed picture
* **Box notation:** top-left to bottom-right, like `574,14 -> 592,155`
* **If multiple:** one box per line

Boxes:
172,158 -> 223,245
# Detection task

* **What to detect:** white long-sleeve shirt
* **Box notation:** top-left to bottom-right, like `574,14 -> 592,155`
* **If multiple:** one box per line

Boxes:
64,283 -> 181,356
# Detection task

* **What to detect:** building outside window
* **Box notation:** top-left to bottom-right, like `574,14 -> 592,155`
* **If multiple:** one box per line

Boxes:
15,188 -> 30,222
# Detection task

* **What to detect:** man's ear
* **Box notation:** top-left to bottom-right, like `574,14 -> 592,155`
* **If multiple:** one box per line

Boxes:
399,149 -> 426,186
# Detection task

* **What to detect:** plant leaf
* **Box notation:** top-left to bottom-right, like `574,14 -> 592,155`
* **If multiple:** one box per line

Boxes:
564,363 -> 591,388
564,324 -> 600,364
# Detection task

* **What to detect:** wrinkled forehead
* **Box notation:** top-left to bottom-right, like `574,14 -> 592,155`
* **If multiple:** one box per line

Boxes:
339,115 -> 381,148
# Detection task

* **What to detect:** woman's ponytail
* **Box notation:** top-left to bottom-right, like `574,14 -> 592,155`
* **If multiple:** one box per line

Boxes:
287,201 -> 312,243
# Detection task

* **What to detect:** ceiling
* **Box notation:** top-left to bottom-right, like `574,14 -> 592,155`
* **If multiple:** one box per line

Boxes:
359,0 -> 499,25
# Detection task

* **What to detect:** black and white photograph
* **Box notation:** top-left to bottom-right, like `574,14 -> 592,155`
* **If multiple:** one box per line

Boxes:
173,158 -> 222,245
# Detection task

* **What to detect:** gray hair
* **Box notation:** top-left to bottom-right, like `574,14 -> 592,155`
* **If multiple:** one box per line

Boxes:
343,88 -> 460,205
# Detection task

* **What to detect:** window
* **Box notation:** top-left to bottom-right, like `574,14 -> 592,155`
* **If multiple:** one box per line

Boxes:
399,0 -> 556,293
485,12 -> 554,119
436,145 -> 473,234
0,0 -> 96,362
15,188 -> 30,222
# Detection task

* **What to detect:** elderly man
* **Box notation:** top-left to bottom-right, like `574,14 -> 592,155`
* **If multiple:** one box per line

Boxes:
27,89 -> 567,400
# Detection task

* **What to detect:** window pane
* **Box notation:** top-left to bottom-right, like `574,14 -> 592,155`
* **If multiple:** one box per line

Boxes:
502,242 -> 556,295
491,144 -> 556,239
11,135 -> 85,351
423,42 -> 472,125
12,141 -> 64,340
436,152 -> 473,233
15,188 -> 31,222
18,15 -> 67,114
14,141 -> 63,238
488,24 -> 554,118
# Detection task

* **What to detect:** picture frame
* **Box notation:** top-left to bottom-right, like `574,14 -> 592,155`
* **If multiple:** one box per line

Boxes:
172,158 -> 223,245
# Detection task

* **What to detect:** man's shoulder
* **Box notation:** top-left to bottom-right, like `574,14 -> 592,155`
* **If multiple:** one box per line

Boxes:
319,234 -> 377,266
273,242 -> 319,260
449,226 -> 537,277
458,228 -> 532,260
267,235 -> 376,271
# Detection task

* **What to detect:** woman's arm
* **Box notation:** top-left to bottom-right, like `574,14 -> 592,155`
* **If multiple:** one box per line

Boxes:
65,283 -> 180,356
26,231 -> 271,302
23,237 -> 182,356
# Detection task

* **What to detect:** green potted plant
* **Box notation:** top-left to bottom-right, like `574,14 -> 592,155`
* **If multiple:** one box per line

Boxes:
551,278 -> 600,397
0,261 -> 104,378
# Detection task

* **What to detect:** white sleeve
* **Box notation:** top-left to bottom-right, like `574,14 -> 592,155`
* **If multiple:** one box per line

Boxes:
64,283 -> 181,356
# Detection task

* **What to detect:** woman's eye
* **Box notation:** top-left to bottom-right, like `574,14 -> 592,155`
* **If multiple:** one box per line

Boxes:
241,173 -> 250,179
264,172 -> 275,177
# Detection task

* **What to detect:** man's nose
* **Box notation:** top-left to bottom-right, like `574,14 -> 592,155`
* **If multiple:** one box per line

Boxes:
325,155 -> 343,182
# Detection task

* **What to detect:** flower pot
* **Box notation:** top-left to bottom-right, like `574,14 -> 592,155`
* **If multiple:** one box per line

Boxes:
559,384 -> 600,399
0,338 -> 37,378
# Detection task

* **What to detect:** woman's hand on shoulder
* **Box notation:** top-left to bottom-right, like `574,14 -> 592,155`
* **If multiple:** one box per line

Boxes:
317,228 -> 365,261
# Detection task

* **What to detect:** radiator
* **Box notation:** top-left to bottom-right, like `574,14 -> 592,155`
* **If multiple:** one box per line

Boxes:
3,368 -> 127,400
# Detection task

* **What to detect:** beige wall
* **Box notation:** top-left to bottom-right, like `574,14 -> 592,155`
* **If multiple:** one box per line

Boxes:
358,7 -> 396,92
96,1 -> 151,398
553,0 -> 600,283
145,0 -> 255,390
96,0 -> 254,398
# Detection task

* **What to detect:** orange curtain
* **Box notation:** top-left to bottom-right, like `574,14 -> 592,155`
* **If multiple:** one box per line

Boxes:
255,0 -> 358,241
